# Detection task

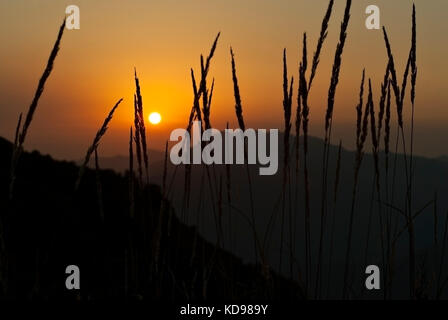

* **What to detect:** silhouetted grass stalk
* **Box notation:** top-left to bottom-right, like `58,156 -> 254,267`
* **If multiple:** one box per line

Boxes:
133,94 -> 143,186
298,33 -> 311,297
408,5 -> 418,298
230,47 -> 266,269
280,48 -> 294,276
129,127 -> 135,219
94,148 -> 104,221
154,141 -> 169,272
75,98 -> 123,190
316,0 -> 351,299
368,79 -> 387,299
9,19 -> 66,199
326,140 -> 342,298
437,210 -> 448,299
342,71 -> 368,299
134,69 -> 150,185
383,6 -> 417,295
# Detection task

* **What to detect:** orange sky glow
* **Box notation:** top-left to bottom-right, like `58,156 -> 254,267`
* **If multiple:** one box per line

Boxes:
0,0 -> 447,159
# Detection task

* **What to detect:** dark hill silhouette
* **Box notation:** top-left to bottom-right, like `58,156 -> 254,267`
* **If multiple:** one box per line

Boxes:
0,136 -> 301,300
2,133 -> 448,299
137,132 -> 448,299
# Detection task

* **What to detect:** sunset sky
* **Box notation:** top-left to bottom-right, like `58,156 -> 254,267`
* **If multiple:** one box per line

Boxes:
0,0 -> 446,159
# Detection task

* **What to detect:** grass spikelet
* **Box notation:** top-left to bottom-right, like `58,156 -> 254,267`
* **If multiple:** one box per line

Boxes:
369,80 -> 379,166
230,47 -> 246,131
377,63 -> 390,143
75,98 -> 123,190
296,0 -> 334,183
382,27 -> 403,128
356,70 -> 365,148
383,6 -> 417,299
203,78 -> 215,130
10,19 -> 66,198
181,35 -> 220,222
208,78 -> 215,111
191,69 -> 203,126
410,4 -> 417,106
199,33 -> 220,130
308,0 -> 334,91
200,56 -> 212,130
204,33 -> 221,76
17,19 -> 66,149
134,69 -> 150,185
400,51 -> 412,110
325,0 -> 351,133
359,83 -> 370,154
134,94 -> 143,185
384,80 -> 392,161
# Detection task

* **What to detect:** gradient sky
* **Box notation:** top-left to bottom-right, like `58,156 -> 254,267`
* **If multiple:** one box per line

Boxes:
0,0 -> 447,159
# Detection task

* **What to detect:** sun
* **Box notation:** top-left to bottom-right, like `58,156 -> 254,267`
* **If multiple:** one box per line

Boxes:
148,112 -> 162,125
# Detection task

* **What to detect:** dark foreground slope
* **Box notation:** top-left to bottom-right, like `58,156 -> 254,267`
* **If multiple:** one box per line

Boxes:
145,133 -> 448,299
0,137 -> 302,300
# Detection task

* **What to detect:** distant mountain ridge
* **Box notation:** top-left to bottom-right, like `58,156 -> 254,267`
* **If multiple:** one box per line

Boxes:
81,150 -> 165,174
